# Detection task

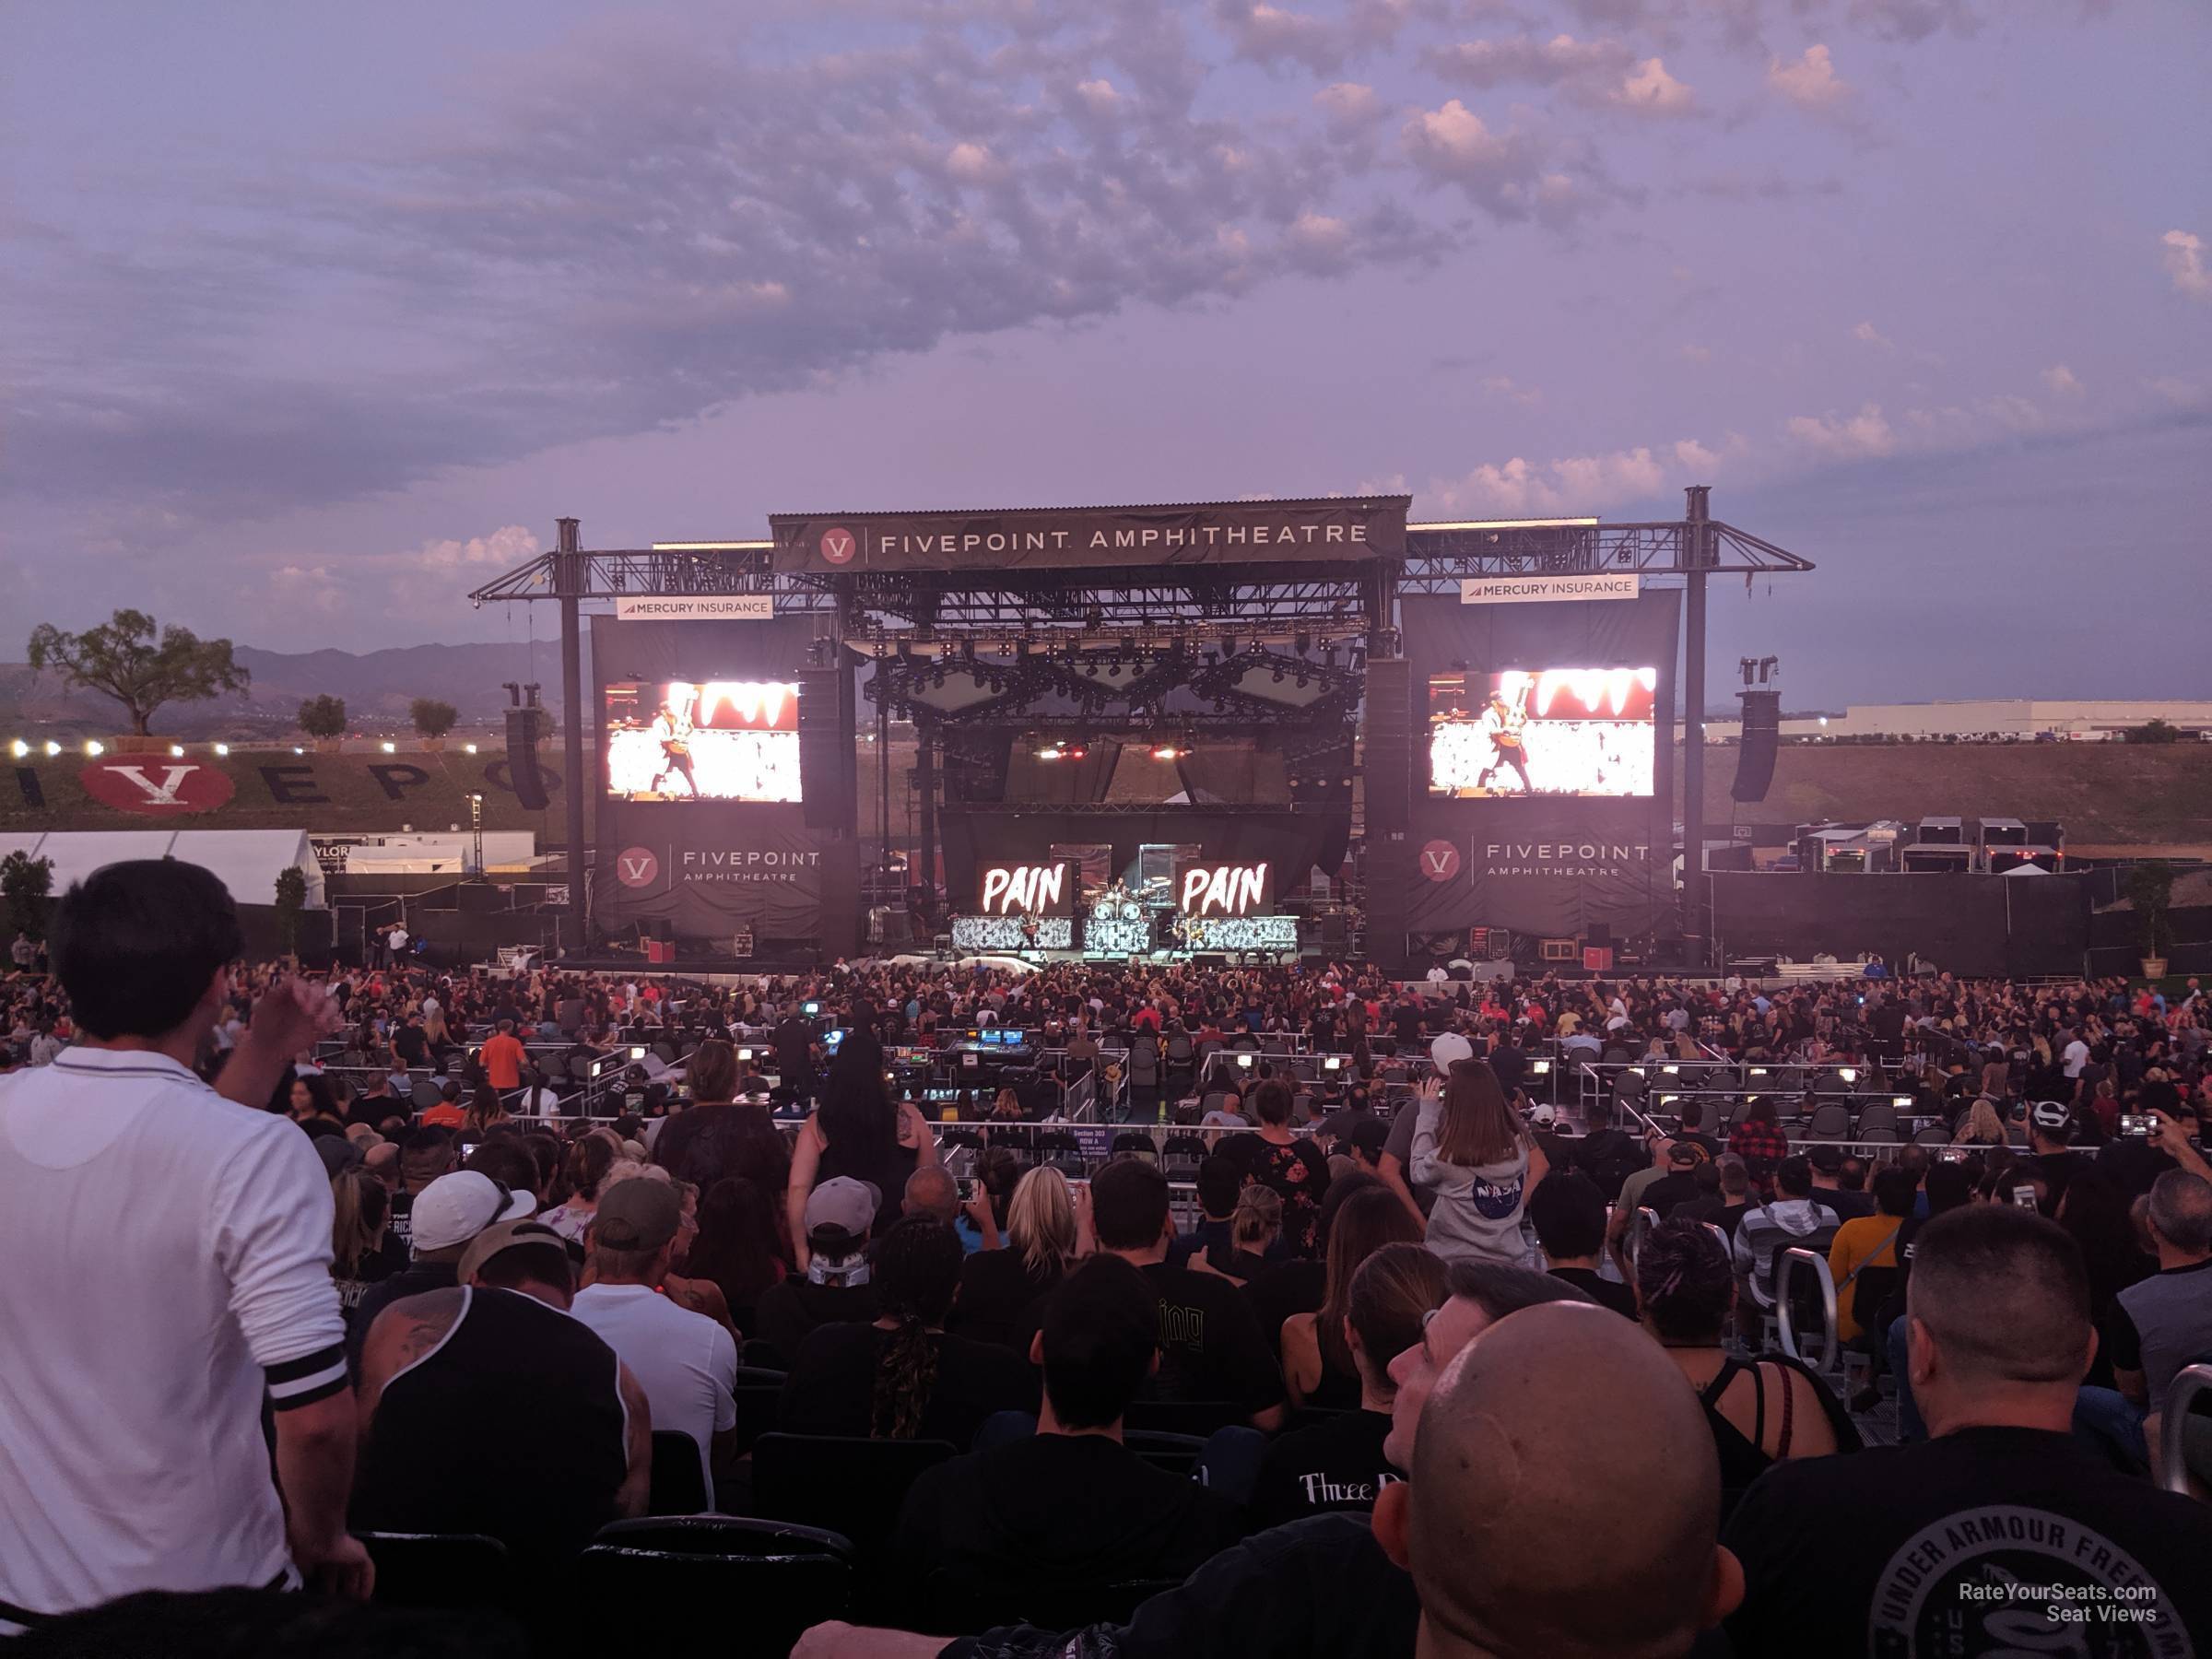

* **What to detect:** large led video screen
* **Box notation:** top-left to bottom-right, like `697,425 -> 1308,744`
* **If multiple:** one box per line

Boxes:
605,680 -> 801,803
1428,667 -> 1657,798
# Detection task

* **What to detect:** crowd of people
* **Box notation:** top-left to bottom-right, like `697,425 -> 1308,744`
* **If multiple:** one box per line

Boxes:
6,862 -> 2212,1656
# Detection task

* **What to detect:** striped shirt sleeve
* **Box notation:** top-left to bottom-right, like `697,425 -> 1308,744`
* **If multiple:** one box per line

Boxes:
265,1341 -> 349,1410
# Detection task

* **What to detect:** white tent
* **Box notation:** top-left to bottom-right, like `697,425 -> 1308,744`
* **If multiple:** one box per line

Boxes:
2,830 -> 324,908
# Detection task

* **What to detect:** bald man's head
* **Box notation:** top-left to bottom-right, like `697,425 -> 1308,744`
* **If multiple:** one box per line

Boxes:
1376,1302 -> 1735,1659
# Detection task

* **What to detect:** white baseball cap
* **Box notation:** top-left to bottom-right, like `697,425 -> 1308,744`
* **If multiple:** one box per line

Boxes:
410,1171 -> 535,1253
1430,1032 -> 1474,1069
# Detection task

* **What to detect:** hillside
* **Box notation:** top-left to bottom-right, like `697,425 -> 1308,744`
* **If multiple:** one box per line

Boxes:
0,641 -> 580,740
1694,743 -> 2212,853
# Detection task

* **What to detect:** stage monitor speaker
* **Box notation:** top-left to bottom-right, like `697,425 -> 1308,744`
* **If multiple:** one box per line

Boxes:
1584,922 -> 1612,947
798,667 -> 853,830
1732,689 -> 1781,803
1540,937 -> 1576,962
504,707 -> 550,811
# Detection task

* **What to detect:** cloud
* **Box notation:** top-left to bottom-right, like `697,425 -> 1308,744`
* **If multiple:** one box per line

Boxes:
1427,437 -> 1721,514
1852,321 -> 1893,349
2162,229 -> 2210,301
1785,403 -> 1897,458
1313,80 -> 1385,133
1680,344 -> 1712,363
14,8 -> 1495,529
411,525 -> 541,571
2144,375 -> 2204,406
1401,99 -> 1592,221
1421,32 -> 1694,115
1768,43 -> 1849,110
1480,374 -> 1543,405
2041,365 -> 2083,396
1614,56 -> 1696,115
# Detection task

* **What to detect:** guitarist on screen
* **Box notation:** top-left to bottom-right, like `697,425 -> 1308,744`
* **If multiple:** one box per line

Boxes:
648,697 -> 699,797
1475,684 -> 1534,794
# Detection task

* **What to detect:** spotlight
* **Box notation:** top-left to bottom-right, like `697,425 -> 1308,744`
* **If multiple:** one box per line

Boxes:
1037,744 -> 1063,760
293,747 -> 305,755
44,741 -> 61,757
214,743 -> 230,756
1108,663 -> 1123,679
1120,635 -> 1137,657
1068,745 -> 1087,759
1222,636 -> 1238,659
6,741 -> 24,759
464,742 -> 478,754
1152,745 -> 1181,760
381,741 -> 397,753
170,744 -> 186,758
1294,631 -> 1312,655
1272,668 -> 1285,683
85,740 -> 104,757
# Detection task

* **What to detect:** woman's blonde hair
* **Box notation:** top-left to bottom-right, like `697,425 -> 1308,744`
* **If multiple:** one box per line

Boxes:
1953,1098 -> 2005,1146
1006,1165 -> 1078,1280
1231,1182 -> 1282,1248
1435,1058 -> 1522,1168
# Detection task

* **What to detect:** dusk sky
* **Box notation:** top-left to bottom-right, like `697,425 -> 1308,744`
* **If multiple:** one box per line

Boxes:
6,0 -> 2207,705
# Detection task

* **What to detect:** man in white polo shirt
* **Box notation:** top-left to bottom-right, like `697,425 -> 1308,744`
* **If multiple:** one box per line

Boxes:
571,1175 -> 737,1498
0,860 -> 367,1630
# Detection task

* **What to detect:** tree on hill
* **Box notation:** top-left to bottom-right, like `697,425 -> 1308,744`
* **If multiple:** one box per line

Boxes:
27,609 -> 251,735
297,694 -> 348,740
2,851 -> 54,943
409,698 -> 458,741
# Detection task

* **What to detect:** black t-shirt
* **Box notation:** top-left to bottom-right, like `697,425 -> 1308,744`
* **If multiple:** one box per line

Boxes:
944,1513 -> 1417,1659
1547,1266 -> 1638,1319
895,1433 -> 1239,1618
1725,1426 -> 2212,1657
1243,1259 -> 1326,1359
1815,1184 -> 1877,1221
779,1322 -> 1039,1452
1640,1170 -> 1705,1217
947,1249 -> 1063,1352
392,1025 -> 429,1065
2030,1148 -> 2091,1212
1142,1263 -> 1286,1416
1247,1408 -> 1400,1531
651,1100 -> 792,1194
751,1275 -> 881,1370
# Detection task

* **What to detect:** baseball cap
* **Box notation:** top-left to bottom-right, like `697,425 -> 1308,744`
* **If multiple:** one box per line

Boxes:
1430,1032 -> 1474,1069
1806,1143 -> 1843,1174
1667,1139 -> 1704,1168
806,1175 -> 880,1242
1349,1117 -> 1393,1159
1528,1102 -> 1558,1129
594,1177 -> 683,1253
409,1171 -> 535,1252
2030,1100 -> 2073,1136
458,1219 -> 570,1286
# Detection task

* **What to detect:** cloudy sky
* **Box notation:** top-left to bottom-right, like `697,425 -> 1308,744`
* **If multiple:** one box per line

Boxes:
6,0 -> 2207,704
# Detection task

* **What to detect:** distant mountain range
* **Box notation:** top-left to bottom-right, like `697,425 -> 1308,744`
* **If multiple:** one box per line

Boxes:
0,641 -> 582,738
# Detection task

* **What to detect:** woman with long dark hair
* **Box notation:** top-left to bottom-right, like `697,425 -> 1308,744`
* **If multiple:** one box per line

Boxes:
678,1175 -> 787,1335
1279,1184 -> 1425,1408
785,1040 -> 939,1270
1635,1218 -> 1853,1516
779,1214 -> 1035,1448
1412,1057 -> 1548,1265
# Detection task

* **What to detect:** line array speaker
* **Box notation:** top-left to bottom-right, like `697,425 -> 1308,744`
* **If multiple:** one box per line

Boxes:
1732,689 -> 1781,803
798,666 -> 853,830
504,706 -> 550,812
